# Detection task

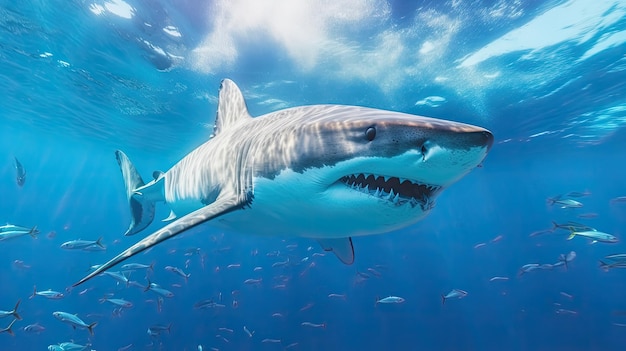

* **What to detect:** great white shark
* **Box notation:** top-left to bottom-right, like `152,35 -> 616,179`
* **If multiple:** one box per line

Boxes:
74,79 -> 493,286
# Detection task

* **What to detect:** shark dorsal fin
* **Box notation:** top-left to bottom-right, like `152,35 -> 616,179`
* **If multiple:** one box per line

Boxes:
213,79 -> 251,136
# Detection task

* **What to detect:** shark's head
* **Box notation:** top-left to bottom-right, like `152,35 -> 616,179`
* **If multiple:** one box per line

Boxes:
239,89 -> 493,237
289,109 -> 492,229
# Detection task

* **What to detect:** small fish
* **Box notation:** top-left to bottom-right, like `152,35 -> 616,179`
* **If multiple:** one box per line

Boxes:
604,253 -> 626,262
518,263 -> 540,275
560,291 -> 574,299
101,271 -> 131,286
243,278 -> 262,285
473,243 -> 487,249
262,339 -> 282,343
0,300 -> 21,320
0,227 -> 39,241
328,293 -> 346,299
441,289 -> 468,304
147,323 -> 171,336
272,259 -> 289,268
193,300 -> 225,309
121,262 -> 155,271
548,198 -> 583,208
577,212 -> 598,219
144,281 -> 174,298
301,322 -> 326,328
558,310 -> 578,320
165,266 -> 191,282
491,235 -> 503,243
14,157 -> 25,187
58,342 -> 89,351
52,311 -> 97,335
243,326 -> 254,337
218,327 -> 233,333
99,297 -> 133,308
0,224 -> 32,233
30,286 -> 64,300
610,196 -> 626,205
23,323 -> 45,334
376,296 -> 405,305
299,302 -> 314,311
12,260 -> 31,270
599,260 -> 626,271
61,238 -> 105,250
567,229 -> 618,243
117,344 -> 133,351
489,276 -> 509,282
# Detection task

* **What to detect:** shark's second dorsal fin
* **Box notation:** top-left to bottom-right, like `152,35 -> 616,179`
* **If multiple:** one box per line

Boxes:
214,79 -> 252,136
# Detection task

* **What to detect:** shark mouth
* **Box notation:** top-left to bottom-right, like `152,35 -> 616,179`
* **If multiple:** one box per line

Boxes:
339,173 -> 441,210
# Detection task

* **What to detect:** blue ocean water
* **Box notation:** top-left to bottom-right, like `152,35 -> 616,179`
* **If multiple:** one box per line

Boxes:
1,0 -> 626,350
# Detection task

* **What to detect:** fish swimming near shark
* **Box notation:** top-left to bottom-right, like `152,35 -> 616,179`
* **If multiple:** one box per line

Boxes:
14,157 -> 25,187
74,79 -> 493,286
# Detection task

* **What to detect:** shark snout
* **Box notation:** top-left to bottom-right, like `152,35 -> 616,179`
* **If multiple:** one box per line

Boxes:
469,130 -> 494,151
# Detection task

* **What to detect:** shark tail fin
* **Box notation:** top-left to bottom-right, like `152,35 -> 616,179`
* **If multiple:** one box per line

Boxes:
441,295 -> 446,305
95,237 -> 105,249
29,226 -> 38,238
30,286 -> 37,300
115,150 -> 156,236
12,300 -> 21,320
87,322 -> 97,336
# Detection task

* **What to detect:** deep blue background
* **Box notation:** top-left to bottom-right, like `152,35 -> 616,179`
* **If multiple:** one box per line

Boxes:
1,0 -> 626,350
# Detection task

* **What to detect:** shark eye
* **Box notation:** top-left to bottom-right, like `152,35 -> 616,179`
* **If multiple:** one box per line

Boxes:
365,126 -> 376,141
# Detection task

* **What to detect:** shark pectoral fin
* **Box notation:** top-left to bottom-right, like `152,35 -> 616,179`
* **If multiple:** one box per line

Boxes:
162,210 -> 177,222
567,233 -> 575,240
317,238 -> 355,265
115,150 -> 156,236
73,193 -> 244,287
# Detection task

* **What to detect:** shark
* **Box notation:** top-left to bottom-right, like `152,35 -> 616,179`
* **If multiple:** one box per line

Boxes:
74,79 -> 493,286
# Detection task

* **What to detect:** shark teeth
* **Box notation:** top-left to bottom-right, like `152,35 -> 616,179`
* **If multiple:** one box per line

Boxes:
339,173 -> 441,209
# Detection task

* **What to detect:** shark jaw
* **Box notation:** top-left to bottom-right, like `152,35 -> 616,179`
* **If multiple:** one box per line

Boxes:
337,173 -> 440,210
230,143 -> 489,239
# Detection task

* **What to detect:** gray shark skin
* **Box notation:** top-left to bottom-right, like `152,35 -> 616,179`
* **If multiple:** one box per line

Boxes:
74,79 -> 493,286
